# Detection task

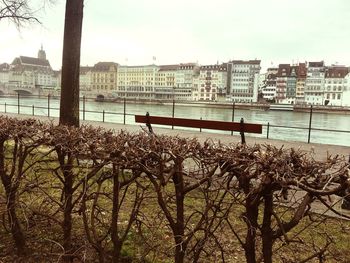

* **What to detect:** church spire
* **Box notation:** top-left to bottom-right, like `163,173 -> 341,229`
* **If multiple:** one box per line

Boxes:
38,44 -> 46,60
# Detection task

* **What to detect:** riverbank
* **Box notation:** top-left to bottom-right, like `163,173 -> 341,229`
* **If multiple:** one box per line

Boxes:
97,97 -> 350,114
2,94 -> 350,114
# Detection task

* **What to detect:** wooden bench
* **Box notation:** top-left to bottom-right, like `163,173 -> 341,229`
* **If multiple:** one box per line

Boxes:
135,112 -> 262,144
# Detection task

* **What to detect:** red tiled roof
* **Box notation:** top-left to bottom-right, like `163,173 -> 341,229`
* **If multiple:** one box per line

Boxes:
325,67 -> 349,78
276,64 -> 291,77
297,63 -> 307,78
11,56 -> 51,68
0,63 -> 10,72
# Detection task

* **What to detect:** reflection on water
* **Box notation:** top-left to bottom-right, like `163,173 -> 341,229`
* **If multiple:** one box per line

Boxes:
0,97 -> 349,146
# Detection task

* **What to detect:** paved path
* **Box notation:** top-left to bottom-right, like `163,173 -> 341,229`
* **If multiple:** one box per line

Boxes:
2,112 -> 349,162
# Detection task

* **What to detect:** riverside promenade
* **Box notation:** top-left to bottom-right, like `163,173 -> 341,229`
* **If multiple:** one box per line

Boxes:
2,112 -> 350,162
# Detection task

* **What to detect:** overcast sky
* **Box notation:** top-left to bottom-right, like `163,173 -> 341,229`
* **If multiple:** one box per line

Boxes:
1,0 -> 350,71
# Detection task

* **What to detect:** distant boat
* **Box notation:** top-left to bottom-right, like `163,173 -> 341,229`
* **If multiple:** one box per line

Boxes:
269,104 -> 294,111
95,95 -> 105,102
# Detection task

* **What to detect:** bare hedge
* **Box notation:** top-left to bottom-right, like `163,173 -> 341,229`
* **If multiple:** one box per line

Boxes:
0,116 -> 349,263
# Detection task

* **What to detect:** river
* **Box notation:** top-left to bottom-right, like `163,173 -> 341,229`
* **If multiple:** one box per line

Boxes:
1,97 -> 350,147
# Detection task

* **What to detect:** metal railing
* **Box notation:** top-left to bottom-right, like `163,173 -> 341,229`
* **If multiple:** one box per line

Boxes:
0,94 -> 350,145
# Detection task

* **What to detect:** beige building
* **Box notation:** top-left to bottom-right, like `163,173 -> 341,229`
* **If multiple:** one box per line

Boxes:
116,65 -> 157,99
194,64 -> 227,101
295,63 -> 307,104
154,65 -> 178,100
91,62 -> 118,97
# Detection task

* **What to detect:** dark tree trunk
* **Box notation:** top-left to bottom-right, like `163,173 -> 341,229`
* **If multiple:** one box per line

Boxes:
173,161 -> 186,263
262,193 -> 273,263
57,151 -> 74,263
244,194 -> 259,263
5,183 -> 26,254
59,0 -> 84,127
111,166 -> 122,263
0,142 -> 26,254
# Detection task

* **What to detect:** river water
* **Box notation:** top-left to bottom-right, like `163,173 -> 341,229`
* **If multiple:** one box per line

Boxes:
1,97 -> 350,147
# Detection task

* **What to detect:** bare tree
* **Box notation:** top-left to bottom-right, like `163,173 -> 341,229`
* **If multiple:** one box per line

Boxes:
0,0 -> 40,26
220,145 -> 349,263
0,118 -> 47,254
59,0 -> 84,127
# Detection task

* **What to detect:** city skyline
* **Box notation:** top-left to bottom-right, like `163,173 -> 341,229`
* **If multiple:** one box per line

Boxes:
1,0 -> 350,70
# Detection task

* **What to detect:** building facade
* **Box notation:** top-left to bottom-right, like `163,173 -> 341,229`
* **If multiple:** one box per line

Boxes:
304,61 -> 325,105
91,62 -> 118,97
324,66 -> 349,106
154,65 -> 177,100
0,63 -> 10,85
174,63 -> 199,101
116,65 -> 157,99
295,63 -> 307,104
194,64 -> 227,101
262,68 -> 278,101
229,60 -> 261,103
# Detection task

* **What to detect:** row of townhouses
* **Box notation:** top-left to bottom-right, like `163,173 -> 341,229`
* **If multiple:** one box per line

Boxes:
0,47 -> 260,103
1,47 -> 350,106
261,62 -> 350,106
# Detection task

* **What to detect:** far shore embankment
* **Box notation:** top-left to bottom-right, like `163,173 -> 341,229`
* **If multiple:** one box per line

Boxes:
98,97 -> 350,114
2,112 -> 349,162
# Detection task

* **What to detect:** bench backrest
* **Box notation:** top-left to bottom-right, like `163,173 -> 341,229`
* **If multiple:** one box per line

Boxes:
135,115 -> 262,134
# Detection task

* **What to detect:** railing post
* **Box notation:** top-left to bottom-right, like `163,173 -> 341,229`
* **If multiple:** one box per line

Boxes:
17,93 -> 20,114
267,122 -> 270,139
146,111 -> 154,134
103,110 -> 105,122
48,94 -> 50,117
231,102 -> 235,136
172,99 -> 175,130
240,118 -> 246,144
200,117 -> 202,132
83,96 -> 85,121
32,105 -> 34,116
4,102 -> 6,113
123,97 -> 126,125
308,105 -> 313,143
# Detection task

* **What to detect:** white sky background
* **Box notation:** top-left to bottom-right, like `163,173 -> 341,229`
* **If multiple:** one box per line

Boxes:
0,0 -> 350,71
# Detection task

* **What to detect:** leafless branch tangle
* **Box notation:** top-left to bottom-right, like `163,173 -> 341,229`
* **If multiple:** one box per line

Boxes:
0,116 -> 349,262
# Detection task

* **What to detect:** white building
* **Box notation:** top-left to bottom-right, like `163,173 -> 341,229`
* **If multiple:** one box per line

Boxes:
262,73 -> 277,101
304,61 -> 325,105
175,63 -> 199,101
0,63 -> 10,84
343,73 -> 350,106
229,60 -> 261,103
324,66 -> 349,106
79,67 -> 93,95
